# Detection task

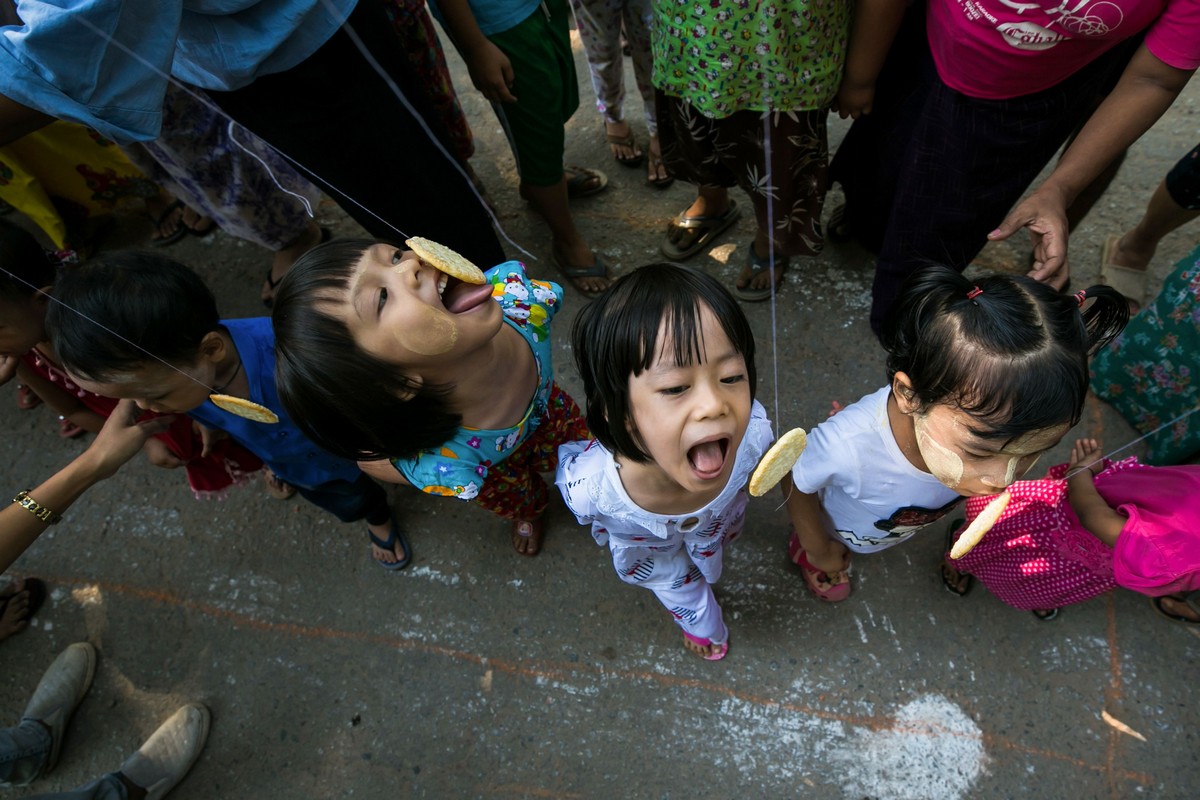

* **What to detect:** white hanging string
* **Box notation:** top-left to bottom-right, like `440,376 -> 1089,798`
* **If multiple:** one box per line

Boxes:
226,122 -> 315,219
1064,404 -> 1200,479
761,110 -> 781,437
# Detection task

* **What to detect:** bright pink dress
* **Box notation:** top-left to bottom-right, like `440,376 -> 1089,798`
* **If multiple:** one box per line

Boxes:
949,457 -> 1200,610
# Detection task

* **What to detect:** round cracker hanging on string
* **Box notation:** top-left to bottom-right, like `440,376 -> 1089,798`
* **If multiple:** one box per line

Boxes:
949,490 -> 1011,559
405,237 -> 487,285
209,393 -> 280,424
749,427 -> 808,497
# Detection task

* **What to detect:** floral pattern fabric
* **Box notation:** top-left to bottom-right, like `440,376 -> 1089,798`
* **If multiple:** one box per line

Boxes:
569,0 -> 657,134
0,122 -> 157,251
392,262 -> 572,501
381,0 -> 476,163
1090,243 -> 1200,464
650,0 -> 850,117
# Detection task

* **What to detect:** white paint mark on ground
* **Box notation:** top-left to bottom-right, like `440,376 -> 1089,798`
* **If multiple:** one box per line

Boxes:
108,505 -> 186,539
854,615 -> 868,643
406,565 -> 461,586
835,694 -> 989,800
698,693 -> 985,798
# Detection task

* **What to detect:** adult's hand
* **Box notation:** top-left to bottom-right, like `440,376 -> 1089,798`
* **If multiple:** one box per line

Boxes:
465,41 -> 516,104
82,399 -> 174,480
1,400 -> 172,572
988,184 -> 1071,290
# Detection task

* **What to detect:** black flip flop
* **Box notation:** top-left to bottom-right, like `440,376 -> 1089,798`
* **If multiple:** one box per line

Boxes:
263,227 -> 331,309
565,166 -> 609,199
1151,594 -> 1200,625
369,521 -> 412,571
940,519 -> 973,596
150,199 -> 188,247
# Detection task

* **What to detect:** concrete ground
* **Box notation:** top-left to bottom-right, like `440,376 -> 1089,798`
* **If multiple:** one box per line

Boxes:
3,31 -> 1199,800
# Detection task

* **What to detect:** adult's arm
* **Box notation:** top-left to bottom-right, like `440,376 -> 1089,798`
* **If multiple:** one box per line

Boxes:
1,399 -> 170,572
358,458 -> 412,487
0,91 -> 51,146
0,0 -> 183,144
832,0 -> 908,119
436,0 -> 516,103
990,45 -> 1196,288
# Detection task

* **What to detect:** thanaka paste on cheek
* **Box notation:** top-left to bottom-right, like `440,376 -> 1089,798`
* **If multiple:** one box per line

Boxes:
913,413 -> 964,488
396,306 -> 458,355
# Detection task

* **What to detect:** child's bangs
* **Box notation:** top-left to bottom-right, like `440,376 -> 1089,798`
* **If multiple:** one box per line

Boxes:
637,299 -> 709,373
948,348 -> 1086,441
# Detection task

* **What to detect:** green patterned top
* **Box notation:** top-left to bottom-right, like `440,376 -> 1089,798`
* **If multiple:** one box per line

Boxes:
651,0 -> 850,118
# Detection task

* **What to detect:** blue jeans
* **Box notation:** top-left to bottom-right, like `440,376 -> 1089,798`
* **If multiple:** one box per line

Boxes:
1,720 -> 126,798
0,719 -> 50,786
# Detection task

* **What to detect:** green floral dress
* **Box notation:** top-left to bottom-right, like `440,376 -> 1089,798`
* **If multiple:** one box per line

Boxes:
651,0 -> 849,117
1090,243 -> 1200,464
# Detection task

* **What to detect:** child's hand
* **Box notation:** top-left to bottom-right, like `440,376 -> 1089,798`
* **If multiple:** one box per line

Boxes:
0,355 -> 17,386
466,41 -> 517,103
83,400 -> 174,479
831,80 -> 875,119
1069,438 -> 1104,477
803,535 -> 850,580
143,437 -> 185,469
193,421 -> 228,458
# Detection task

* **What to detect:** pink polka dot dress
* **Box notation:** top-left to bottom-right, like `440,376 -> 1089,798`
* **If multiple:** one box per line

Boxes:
949,458 -> 1200,610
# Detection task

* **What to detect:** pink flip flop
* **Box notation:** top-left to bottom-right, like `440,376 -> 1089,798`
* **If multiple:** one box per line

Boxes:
788,528 -> 851,602
683,631 -> 728,661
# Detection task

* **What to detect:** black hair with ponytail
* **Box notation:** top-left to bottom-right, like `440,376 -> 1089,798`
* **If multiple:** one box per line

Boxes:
881,264 -> 1129,441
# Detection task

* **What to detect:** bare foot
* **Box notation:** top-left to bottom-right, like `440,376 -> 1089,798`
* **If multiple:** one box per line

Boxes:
366,519 -> 408,566
511,518 -> 543,556
0,579 -> 32,641
263,220 -> 323,305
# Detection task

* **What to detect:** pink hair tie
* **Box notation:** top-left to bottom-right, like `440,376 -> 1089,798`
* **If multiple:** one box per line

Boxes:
1074,289 -> 1088,307
966,286 -> 983,300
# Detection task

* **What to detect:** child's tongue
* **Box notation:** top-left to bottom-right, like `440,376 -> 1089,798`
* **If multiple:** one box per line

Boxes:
443,280 -> 494,314
688,440 -> 726,476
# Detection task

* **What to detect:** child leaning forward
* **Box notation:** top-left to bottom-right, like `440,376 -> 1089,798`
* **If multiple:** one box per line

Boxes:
272,239 -> 589,556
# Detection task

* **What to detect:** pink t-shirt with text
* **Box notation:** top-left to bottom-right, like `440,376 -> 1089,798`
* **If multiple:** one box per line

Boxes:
928,0 -> 1200,99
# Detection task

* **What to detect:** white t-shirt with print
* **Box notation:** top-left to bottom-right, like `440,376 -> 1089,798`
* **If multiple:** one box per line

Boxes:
790,387 -> 962,553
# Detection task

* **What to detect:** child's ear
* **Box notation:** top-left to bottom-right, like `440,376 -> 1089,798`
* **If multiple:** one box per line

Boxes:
30,286 -> 53,312
198,331 -> 227,363
395,374 -> 422,402
892,372 -> 920,414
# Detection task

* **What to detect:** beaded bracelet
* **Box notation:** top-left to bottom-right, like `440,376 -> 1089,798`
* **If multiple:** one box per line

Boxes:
12,490 -> 62,525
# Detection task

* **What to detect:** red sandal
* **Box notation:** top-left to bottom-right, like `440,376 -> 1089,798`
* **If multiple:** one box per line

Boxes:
787,528 -> 851,602
16,384 -> 42,410
58,416 -> 85,439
